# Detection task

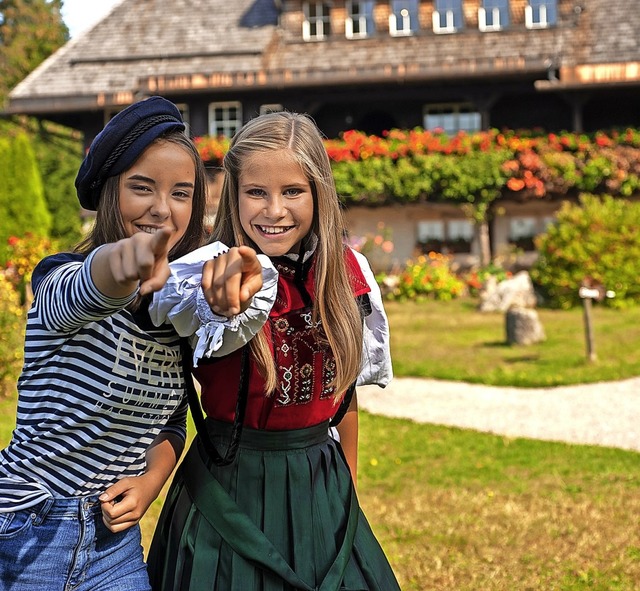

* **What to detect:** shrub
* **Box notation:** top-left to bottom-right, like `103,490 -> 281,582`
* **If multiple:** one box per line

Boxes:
0,133 -> 52,265
530,194 -> 640,308
5,233 -> 59,305
32,123 -> 84,249
0,271 -> 25,397
381,252 -> 466,301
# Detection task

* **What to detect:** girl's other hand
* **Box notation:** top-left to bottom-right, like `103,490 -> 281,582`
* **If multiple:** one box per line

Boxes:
98,475 -> 157,533
201,245 -> 263,316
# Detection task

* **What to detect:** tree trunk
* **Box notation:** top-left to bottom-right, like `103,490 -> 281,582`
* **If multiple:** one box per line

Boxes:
477,220 -> 491,267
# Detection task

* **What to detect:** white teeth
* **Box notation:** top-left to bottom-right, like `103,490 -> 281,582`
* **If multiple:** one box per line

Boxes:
259,226 -> 290,235
139,226 -> 159,234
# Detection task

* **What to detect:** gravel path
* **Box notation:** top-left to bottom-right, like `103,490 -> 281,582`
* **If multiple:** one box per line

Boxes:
357,377 -> 640,452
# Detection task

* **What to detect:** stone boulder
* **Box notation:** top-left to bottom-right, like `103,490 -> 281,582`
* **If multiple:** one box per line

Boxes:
479,271 -> 538,313
505,307 -> 546,345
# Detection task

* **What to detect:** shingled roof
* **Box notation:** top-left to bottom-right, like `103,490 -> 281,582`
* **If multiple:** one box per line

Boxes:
7,0 -> 640,122
7,0 -> 280,114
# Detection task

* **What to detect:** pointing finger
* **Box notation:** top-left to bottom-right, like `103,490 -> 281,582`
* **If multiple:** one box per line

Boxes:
150,227 -> 172,257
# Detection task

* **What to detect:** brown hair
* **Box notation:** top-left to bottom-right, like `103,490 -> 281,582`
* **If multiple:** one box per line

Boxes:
211,111 -> 363,398
76,130 -> 206,260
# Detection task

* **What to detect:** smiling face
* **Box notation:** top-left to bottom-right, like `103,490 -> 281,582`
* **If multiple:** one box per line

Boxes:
118,139 -> 195,252
238,149 -> 314,257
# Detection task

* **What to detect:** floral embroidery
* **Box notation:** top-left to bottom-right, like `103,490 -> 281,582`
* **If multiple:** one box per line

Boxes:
278,365 -> 293,405
321,357 -> 336,398
299,363 -> 313,403
274,318 -> 289,332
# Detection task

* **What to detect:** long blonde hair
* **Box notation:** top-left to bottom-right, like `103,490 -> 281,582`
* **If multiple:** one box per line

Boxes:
211,112 -> 363,398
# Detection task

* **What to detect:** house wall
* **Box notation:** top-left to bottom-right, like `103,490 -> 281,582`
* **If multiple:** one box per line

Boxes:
344,202 -> 484,271
8,0 -> 640,257
12,0 -> 640,144
274,0 -> 636,138
344,199 -> 566,273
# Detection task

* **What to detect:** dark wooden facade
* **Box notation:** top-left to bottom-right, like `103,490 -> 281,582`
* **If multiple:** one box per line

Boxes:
5,0 -> 640,266
6,0 -> 640,147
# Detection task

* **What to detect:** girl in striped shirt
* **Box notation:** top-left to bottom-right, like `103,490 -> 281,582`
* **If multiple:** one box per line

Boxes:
0,97 -> 215,591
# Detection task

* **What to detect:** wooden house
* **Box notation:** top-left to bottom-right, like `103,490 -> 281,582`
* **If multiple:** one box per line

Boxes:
6,0 -> 640,267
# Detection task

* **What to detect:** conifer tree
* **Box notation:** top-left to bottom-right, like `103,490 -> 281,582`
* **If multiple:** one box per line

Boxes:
0,132 -> 52,264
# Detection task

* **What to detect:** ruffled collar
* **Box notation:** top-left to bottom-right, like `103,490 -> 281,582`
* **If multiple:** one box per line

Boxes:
280,233 -> 318,264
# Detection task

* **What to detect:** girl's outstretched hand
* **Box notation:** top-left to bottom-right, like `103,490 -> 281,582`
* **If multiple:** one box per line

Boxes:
201,245 -> 263,316
136,229 -> 173,296
92,228 -> 173,298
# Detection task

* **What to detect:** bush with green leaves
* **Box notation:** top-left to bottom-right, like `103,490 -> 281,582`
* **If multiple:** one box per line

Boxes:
0,132 -> 52,265
0,271 -> 25,397
32,123 -> 84,249
1,119 -> 84,251
531,194 -> 640,308
381,252 -> 466,301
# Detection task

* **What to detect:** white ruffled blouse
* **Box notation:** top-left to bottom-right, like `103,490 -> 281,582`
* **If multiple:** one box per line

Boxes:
150,242 -> 393,388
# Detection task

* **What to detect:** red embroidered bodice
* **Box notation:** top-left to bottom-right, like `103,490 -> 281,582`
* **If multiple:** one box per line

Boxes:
194,249 -> 370,430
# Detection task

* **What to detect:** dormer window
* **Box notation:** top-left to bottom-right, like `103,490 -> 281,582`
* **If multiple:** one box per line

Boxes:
303,2 -> 331,41
433,0 -> 463,34
479,0 -> 509,32
389,0 -> 419,37
346,1 -> 375,39
525,0 -> 557,29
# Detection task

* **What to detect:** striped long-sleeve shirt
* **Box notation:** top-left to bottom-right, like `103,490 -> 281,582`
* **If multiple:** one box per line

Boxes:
0,248 -> 187,511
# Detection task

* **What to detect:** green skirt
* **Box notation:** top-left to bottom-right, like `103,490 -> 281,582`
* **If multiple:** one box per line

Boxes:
147,420 -> 400,591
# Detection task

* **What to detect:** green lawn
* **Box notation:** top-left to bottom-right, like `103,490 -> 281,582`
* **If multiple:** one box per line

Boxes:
357,412 -> 640,591
2,298 -> 639,590
386,298 -> 640,387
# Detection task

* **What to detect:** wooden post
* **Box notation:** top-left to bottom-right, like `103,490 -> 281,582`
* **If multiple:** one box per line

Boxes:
579,282 -> 615,363
581,296 -> 596,362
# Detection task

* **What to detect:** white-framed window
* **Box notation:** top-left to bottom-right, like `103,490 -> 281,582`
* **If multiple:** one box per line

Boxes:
525,0 -> 557,29
389,0 -> 419,36
508,216 -> 547,250
509,217 -> 538,241
478,0 -> 509,31
423,103 -> 482,135
303,2 -> 331,41
417,220 -> 445,243
433,0 -> 463,34
447,219 -> 474,242
417,219 -> 473,252
346,0 -> 375,39
208,101 -> 242,137
259,104 -> 284,115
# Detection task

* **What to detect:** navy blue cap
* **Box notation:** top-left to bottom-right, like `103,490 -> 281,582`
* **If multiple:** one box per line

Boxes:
75,96 -> 185,210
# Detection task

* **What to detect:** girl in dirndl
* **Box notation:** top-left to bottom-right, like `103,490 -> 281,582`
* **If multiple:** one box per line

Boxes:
147,111 -> 401,591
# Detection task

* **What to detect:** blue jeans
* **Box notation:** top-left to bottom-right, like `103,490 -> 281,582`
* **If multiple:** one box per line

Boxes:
0,496 -> 151,591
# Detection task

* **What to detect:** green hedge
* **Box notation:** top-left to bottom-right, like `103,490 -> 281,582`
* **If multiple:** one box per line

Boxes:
0,132 -> 51,265
531,194 -> 640,308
